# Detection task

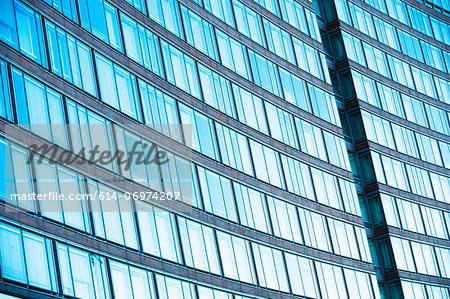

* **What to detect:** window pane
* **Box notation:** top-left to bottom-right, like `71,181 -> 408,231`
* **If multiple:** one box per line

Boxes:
78,0 -> 122,51
95,53 -> 141,120
136,201 -> 181,262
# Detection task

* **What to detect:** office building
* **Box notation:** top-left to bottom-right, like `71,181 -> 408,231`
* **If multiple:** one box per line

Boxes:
0,0 -> 448,298
312,0 -> 450,297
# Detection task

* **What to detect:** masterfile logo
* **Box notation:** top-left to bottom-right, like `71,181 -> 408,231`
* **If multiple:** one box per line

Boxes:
2,123 -> 194,212
27,140 -> 171,170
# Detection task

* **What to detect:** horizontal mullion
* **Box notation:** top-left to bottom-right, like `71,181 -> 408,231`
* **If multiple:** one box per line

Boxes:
355,141 -> 450,176
374,226 -> 450,248
346,100 -> 450,143
0,211 -> 302,299
364,183 -> 450,211
343,61 -> 450,111
0,116 -> 365,229
28,0 -> 345,135
339,23 -> 450,79
178,0 -> 324,54
348,0 -> 450,51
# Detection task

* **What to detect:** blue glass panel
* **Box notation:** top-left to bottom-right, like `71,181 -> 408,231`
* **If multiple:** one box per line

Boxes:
11,67 -> 68,147
0,60 -> 13,121
95,53 -> 141,121
78,0 -> 122,51
0,1 -> 46,66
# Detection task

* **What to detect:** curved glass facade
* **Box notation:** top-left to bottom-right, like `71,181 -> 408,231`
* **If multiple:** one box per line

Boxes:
0,0 -> 447,298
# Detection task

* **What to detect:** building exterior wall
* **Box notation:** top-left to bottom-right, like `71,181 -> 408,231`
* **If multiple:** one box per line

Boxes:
315,0 -> 450,296
0,0 -> 448,298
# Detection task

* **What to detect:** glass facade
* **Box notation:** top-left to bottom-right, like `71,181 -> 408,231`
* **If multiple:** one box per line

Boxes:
0,0 -> 447,298
315,0 -> 450,296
